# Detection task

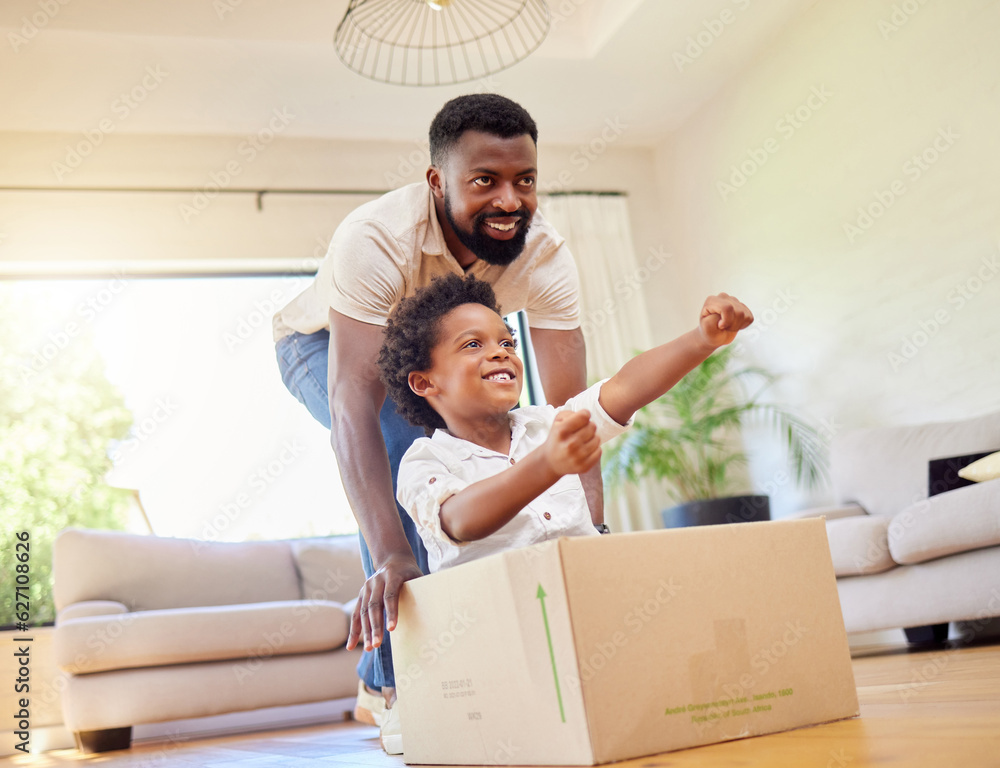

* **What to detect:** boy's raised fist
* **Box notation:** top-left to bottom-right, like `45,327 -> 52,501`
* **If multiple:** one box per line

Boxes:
699,293 -> 754,348
546,410 -> 602,476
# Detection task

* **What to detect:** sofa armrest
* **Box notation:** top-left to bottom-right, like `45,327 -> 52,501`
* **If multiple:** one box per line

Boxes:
785,503 -> 868,522
826,515 -> 895,576
57,600 -> 129,624
889,479 -> 1000,564
55,600 -> 351,675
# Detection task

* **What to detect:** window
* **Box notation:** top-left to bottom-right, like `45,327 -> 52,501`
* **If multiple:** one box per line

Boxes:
4,276 -> 356,545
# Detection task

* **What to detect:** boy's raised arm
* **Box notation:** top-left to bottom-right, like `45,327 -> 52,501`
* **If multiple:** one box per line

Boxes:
432,293 -> 751,544
598,293 -> 754,426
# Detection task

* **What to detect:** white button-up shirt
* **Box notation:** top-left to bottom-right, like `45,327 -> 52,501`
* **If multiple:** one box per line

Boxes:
397,381 -> 632,572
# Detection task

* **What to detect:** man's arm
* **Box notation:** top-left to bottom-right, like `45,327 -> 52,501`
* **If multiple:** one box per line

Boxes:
328,308 -> 423,653
529,326 -> 605,524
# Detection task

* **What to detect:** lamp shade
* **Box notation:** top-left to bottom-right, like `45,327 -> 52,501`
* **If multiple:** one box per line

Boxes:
335,0 -> 551,87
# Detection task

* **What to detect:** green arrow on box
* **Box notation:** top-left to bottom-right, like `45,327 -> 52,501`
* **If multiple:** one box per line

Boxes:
537,583 -> 566,723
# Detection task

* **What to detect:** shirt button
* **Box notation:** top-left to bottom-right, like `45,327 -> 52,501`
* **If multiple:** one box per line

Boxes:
509,458 -> 516,465
429,477 -> 437,484
544,512 -> 552,520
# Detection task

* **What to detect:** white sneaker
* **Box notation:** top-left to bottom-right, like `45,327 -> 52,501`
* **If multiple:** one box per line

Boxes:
353,680 -> 384,727
380,704 -> 403,755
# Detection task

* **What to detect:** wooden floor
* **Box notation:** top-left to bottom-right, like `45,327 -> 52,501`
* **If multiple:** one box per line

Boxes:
13,639 -> 1000,768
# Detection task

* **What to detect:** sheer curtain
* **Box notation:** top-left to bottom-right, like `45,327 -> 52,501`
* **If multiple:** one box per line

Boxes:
539,194 -> 664,532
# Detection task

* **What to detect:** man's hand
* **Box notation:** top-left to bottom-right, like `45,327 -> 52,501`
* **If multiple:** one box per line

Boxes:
699,293 -> 754,348
347,553 -> 424,652
543,410 -> 602,477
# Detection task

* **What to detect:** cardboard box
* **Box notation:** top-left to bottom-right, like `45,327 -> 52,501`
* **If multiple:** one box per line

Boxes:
393,518 -> 859,765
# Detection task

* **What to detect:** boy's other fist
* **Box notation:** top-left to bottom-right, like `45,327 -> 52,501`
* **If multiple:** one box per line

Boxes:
545,410 -> 601,477
699,293 -> 754,348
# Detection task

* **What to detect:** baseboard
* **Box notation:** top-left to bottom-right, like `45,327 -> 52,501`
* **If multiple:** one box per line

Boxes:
132,696 -> 360,744
848,628 -> 906,647
848,620 -> 1000,649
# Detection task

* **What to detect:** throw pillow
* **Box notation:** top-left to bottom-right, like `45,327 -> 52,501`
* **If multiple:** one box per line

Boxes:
290,536 -> 366,603
927,452 -> 994,496
958,451 -> 1000,483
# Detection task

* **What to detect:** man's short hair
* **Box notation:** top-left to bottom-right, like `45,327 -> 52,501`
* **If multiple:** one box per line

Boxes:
378,274 -> 515,434
429,94 -> 538,166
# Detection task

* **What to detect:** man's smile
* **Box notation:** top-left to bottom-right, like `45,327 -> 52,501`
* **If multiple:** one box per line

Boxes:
486,220 -> 517,232
479,211 -> 529,240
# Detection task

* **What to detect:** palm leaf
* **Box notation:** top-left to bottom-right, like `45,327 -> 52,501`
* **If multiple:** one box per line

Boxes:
602,346 -> 828,502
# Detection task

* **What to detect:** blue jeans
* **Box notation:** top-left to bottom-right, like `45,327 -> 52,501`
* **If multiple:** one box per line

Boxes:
276,329 -> 428,690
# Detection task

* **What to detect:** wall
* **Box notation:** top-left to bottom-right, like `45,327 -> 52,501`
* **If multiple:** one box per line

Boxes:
0,130 -> 663,279
649,0 -> 1000,516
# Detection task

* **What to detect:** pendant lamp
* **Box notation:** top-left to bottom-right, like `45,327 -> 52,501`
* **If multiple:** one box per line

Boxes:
335,0 -> 551,87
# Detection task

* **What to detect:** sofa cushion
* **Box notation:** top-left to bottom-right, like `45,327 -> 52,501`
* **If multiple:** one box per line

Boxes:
835,546 -> 1000,634
60,650 -> 364,733
831,411 -> 1000,518
825,515 -> 895,576
54,528 -> 301,612
56,600 -> 350,675
888,480 -> 1000,565
290,535 -> 366,602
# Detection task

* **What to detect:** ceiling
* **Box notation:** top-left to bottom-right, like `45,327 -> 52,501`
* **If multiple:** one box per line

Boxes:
0,0 -> 819,146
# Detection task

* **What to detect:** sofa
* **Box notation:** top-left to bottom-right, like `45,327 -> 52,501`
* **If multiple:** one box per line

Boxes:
791,410 -> 1000,641
52,528 -> 367,752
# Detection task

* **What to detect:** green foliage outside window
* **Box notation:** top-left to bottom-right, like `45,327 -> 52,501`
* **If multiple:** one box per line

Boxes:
0,287 -> 133,627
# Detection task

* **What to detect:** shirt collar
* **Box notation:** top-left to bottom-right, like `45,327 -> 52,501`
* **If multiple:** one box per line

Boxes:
507,410 -> 534,453
430,413 -> 529,460
421,186 -> 447,257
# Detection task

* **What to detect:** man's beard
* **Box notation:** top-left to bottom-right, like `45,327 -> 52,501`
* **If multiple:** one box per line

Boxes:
444,194 -> 532,266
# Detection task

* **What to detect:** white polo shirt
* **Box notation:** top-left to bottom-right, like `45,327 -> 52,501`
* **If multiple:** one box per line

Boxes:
397,381 -> 633,572
272,182 -> 581,340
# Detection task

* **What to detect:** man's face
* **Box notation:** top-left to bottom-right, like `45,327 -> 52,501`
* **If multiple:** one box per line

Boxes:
411,302 -> 524,430
436,130 -> 538,266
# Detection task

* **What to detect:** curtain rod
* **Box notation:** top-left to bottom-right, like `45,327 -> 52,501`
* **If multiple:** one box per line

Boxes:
0,186 -> 388,210
0,186 -> 627,204
541,190 -> 626,196
0,186 -> 385,194
2,269 -> 314,281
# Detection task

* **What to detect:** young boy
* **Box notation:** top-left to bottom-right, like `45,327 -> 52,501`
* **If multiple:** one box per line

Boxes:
378,274 -> 753,573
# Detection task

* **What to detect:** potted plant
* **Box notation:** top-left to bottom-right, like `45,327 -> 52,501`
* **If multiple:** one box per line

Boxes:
601,346 -> 827,527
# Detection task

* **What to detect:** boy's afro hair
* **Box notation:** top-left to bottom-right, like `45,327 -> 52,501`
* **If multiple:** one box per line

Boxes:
429,93 -> 537,166
378,273 -> 513,434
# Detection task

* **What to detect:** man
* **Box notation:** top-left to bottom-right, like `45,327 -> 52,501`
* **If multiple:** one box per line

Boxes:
273,93 -> 599,751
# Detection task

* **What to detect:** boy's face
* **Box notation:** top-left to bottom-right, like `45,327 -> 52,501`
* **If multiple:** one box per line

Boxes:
408,302 -> 524,430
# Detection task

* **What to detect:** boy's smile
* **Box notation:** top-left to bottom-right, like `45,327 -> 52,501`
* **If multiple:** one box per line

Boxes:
408,302 -> 524,449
